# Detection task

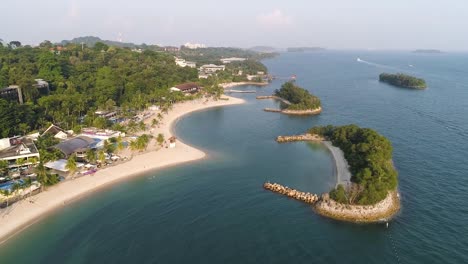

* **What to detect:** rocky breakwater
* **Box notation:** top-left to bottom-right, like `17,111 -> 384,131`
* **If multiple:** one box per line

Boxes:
282,107 -> 322,115
314,191 -> 401,223
276,134 -> 325,143
263,182 -> 319,204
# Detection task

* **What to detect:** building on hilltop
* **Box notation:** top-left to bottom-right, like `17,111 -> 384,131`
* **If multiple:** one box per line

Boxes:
182,42 -> 206,49
220,57 -> 246,64
163,46 -> 180,52
0,79 -> 49,104
199,64 -> 225,73
174,57 -> 196,68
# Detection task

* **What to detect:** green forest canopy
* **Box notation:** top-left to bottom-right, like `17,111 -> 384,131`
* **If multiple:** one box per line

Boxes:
379,73 -> 426,89
308,125 -> 398,205
0,42 -> 200,136
274,82 -> 321,110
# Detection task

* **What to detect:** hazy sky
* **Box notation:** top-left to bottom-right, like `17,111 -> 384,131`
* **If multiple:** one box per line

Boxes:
2,0 -> 468,50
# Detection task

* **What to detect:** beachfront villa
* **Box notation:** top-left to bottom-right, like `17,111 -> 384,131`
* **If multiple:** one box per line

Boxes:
44,159 -> 84,176
169,136 -> 177,148
0,137 -> 40,169
170,83 -> 201,94
54,136 -> 100,159
80,127 -> 122,140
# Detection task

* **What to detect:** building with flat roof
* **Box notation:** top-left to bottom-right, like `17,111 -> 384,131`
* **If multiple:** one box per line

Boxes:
199,64 -> 225,73
175,58 -> 196,68
220,57 -> 246,64
0,79 -> 49,104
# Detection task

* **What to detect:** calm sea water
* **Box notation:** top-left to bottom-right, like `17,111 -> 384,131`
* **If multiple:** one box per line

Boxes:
1,51 -> 468,263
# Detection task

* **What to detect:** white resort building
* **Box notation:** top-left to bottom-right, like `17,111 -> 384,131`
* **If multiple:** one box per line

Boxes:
175,57 -> 196,68
199,64 -> 225,73
0,137 -> 40,169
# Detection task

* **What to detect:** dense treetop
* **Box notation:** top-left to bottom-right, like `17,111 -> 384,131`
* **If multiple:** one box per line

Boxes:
274,82 -> 321,110
172,47 -> 276,67
379,73 -> 426,89
0,41 -> 199,136
308,125 -> 398,205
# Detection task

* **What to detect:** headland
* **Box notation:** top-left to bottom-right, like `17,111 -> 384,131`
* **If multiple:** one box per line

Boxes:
0,96 -> 244,244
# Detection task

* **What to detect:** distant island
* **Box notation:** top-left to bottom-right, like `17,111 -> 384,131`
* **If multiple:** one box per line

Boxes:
248,46 -> 277,53
379,73 -> 427,89
287,47 -> 325,52
413,49 -> 442,54
257,82 -> 321,115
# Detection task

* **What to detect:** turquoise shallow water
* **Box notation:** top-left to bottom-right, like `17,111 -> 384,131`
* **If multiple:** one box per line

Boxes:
1,51 -> 468,263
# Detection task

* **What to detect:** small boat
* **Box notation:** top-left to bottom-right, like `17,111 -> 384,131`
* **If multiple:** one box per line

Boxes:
357,58 -> 362,62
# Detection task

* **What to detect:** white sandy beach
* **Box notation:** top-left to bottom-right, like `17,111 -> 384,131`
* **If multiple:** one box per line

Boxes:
220,82 -> 269,89
322,141 -> 352,187
0,95 -> 244,244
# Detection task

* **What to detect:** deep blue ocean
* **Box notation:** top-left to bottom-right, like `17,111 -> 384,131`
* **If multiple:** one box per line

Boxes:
1,51 -> 467,263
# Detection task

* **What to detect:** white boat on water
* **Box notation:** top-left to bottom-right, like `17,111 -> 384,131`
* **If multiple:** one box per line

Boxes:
357,58 -> 362,62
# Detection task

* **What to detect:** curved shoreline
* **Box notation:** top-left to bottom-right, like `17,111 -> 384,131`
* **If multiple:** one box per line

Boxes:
274,133 -> 400,223
220,82 -> 269,89
0,96 -> 245,244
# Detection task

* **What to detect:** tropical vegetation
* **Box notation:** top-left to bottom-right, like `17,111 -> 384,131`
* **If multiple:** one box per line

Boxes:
274,82 -> 321,110
379,73 -> 426,89
308,125 -> 398,205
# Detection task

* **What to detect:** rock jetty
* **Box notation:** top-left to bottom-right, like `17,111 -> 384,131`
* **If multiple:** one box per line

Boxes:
276,134 -> 324,143
263,182 -> 319,204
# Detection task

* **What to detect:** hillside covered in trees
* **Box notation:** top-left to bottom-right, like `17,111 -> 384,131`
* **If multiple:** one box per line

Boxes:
274,82 -> 321,110
308,125 -> 398,205
0,41 -> 199,137
379,73 -> 427,89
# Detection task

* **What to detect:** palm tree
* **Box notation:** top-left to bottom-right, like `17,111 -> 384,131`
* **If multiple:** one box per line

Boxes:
98,150 -> 106,165
129,140 -> 138,152
157,113 -> 163,121
86,149 -> 96,163
157,133 -> 165,147
1,189 -> 12,207
151,118 -> 159,128
116,136 -> 125,153
15,157 -> 26,171
65,155 -> 78,178
0,160 -> 8,176
138,121 -> 147,131
35,161 -> 48,191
